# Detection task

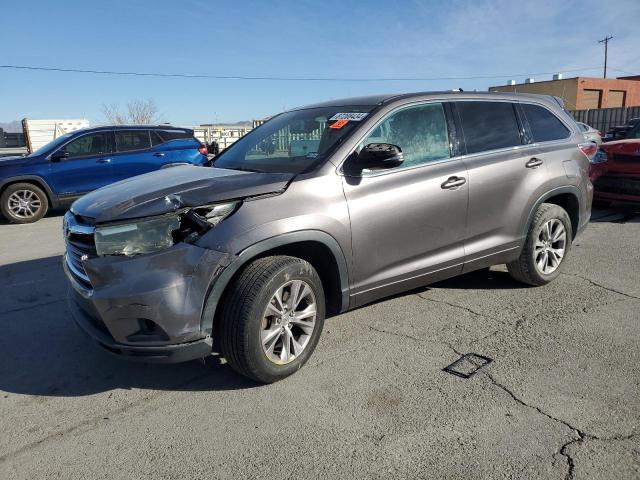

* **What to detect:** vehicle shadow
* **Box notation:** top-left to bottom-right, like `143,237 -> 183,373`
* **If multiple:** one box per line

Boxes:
430,268 -> 522,290
0,255 -> 257,398
0,207 -> 67,225
590,205 -> 639,223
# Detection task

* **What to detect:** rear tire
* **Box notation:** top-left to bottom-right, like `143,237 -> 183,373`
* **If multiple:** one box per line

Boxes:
507,203 -> 572,286
1,183 -> 49,224
219,256 -> 326,383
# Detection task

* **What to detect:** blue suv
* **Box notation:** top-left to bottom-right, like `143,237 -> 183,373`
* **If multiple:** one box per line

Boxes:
0,126 -> 208,223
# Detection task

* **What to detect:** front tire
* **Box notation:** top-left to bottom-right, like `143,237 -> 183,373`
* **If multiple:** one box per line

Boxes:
219,256 -> 326,383
1,183 -> 49,224
507,203 -> 572,286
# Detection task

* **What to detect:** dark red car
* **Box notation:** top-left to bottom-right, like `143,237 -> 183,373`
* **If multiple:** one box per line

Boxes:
589,122 -> 640,203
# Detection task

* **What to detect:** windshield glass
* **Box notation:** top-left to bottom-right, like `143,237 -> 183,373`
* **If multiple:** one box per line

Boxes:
28,133 -> 74,157
213,106 -> 375,174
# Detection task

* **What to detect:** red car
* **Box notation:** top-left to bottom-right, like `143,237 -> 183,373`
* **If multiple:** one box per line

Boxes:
589,123 -> 640,204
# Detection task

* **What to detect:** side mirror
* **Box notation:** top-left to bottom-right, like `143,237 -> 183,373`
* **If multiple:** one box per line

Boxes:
50,151 -> 69,162
350,143 -> 404,171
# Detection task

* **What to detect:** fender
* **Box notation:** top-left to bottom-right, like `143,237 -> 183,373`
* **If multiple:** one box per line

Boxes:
0,175 -> 59,207
199,230 -> 350,335
519,185 -> 583,240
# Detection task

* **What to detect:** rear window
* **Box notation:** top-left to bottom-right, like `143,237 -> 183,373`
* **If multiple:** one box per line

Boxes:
520,103 -> 570,142
115,130 -> 151,152
457,101 -> 522,154
150,130 -> 192,146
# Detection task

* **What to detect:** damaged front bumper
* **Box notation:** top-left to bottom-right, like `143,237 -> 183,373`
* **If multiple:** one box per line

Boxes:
64,241 -> 234,363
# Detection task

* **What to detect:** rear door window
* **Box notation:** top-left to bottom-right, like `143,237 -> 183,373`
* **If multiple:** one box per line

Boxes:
520,103 -> 570,142
115,130 -> 151,152
456,101 -> 522,154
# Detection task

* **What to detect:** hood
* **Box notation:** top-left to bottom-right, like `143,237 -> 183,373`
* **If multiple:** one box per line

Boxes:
71,166 -> 294,223
601,139 -> 640,158
602,138 -> 640,148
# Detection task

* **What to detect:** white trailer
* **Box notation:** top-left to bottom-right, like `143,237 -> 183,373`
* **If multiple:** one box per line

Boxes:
192,125 -> 252,151
22,118 -> 90,153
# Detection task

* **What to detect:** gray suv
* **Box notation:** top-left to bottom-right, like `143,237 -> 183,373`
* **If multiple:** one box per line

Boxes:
64,92 -> 594,383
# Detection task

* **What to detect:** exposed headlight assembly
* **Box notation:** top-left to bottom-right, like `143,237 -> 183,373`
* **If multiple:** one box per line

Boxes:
94,201 -> 239,257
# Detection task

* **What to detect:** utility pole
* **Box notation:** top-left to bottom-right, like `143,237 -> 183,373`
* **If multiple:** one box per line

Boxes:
598,35 -> 613,78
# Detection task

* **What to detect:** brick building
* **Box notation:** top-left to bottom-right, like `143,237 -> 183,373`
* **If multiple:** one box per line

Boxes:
489,75 -> 640,110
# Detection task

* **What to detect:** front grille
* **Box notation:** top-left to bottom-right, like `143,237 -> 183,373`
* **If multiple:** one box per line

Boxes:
63,212 -> 97,289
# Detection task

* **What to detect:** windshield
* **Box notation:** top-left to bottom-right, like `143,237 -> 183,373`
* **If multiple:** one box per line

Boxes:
627,123 -> 640,139
28,133 -> 74,157
213,106 -> 375,174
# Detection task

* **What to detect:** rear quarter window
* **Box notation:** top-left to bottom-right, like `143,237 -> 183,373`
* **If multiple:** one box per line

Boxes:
520,103 -> 570,143
456,101 -> 522,154
150,130 -> 193,146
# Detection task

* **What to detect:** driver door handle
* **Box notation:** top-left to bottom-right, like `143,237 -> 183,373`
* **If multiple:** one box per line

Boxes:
153,152 -> 166,157
96,158 -> 111,164
526,157 -> 543,168
441,176 -> 466,189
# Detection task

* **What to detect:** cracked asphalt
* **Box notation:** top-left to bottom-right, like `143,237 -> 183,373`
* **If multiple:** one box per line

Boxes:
0,207 -> 639,479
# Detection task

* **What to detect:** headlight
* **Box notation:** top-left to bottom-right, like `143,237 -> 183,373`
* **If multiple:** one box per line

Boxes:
95,201 -> 239,256
95,215 -> 180,256
190,202 -> 238,226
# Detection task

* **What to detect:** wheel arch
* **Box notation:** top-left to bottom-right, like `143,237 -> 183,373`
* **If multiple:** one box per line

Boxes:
200,230 -> 350,342
0,176 -> 57,208
521,186 -> 582,240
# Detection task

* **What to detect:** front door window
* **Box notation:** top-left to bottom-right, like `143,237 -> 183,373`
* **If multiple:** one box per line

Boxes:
61,133 -> 111,158
359,103 -> 451,168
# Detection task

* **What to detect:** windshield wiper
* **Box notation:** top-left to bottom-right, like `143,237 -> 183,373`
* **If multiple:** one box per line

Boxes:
229,166 -> 265,173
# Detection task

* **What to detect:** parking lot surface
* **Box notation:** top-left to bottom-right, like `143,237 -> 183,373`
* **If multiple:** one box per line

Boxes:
1,208 -> 639,479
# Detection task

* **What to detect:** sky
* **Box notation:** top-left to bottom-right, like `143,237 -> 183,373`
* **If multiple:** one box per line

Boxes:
1,0 -> 639,126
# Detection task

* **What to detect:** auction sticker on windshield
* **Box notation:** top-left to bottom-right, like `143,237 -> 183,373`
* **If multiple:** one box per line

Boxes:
329,119 -> 349,129
329,112 -> 368,121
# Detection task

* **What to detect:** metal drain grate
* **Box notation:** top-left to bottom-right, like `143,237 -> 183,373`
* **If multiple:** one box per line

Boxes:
443,353 -> 493,379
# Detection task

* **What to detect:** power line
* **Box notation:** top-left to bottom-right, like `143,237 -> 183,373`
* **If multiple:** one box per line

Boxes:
609,66 -> 638,76
0,64 -> 607,83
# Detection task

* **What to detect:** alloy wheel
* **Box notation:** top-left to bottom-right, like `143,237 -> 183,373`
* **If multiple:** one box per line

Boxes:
260,279 -> 317,365
534,219 -> 566,275
7,190 -> 42,219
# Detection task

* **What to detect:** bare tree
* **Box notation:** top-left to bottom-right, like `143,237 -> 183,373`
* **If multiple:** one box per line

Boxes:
102,99 -> 159,125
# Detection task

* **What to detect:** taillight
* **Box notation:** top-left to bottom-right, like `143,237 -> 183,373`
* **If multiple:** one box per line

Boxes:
578,142 -> 598,160
198,144 -> 208,156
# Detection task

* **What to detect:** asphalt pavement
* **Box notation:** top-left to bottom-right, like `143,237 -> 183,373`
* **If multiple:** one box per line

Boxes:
0,207 -> 638,479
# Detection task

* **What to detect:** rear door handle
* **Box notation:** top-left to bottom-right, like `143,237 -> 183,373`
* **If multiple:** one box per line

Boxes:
153,152 -> 166,157
526,157 -> 543,168
441,176 -> 466,189
96,158 -> 111,164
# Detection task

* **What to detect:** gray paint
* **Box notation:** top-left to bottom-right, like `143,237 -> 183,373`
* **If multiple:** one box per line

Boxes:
64,91 -> 593,363
70,165 -> 294,223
